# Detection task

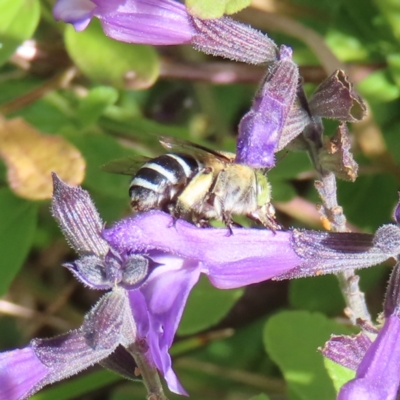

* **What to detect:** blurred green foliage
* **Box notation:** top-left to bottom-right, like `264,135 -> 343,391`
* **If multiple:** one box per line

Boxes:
1,0 -> 400,399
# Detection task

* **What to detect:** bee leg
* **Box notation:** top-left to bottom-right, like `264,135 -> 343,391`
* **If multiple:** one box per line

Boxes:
167,215 -> 178,228
196,218 -> 211,228
267,216 -> 282,233
166,203 -> 178,228
207,191 -> 234,236
221,212 -> 235,236
248,205 -> 282,232
264,203 -> 282,232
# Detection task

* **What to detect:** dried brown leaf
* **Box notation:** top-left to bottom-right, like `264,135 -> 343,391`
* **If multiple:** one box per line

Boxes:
0,118 -> 85,200
319,123 -> 358,182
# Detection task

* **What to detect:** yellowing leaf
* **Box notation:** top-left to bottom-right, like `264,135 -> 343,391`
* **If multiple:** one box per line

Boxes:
185,0 -> 251,19
0,118 -> 85,200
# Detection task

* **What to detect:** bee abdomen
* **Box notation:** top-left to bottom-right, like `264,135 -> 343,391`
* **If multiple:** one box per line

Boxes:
129,153 -> 202,211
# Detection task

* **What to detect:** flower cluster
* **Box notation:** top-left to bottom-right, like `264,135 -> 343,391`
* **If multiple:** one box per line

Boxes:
1,175 -> 398,399
0,1 -> 398,400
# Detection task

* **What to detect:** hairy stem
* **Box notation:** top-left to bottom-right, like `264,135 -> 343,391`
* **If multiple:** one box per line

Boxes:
128,341 -> 169,400
302,115 -> 371,324
315,171 -> 371,324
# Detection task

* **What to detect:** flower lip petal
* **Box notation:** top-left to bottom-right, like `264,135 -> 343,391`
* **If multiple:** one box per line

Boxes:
57,0 -> 196,45
338,315 -> 400,400
103,210 -> 301,289
0,347 -> 49,400
96,0 -> 195,45
53,0 -> 96,31
100,15 -> 194,45
129,255 -> 200,395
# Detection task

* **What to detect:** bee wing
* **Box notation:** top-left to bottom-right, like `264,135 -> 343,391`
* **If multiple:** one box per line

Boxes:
159,136 -> 234,163
101,156 -> 151,176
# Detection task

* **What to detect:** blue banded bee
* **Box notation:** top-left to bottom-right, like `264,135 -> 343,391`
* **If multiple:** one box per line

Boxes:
103,137 -> 279,231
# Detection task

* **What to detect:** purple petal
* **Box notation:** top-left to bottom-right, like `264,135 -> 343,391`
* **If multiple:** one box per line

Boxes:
53,0 -> 96,31
54,0 -> 194,44
0,347 -> 49,400
385,261 -> 400,316
97,0 -> 194,45
129,254 -> 200,395
394,192 -> 400,226
236,46 -> 299,168
103,211 -> 301,289
338,315 -> 400,400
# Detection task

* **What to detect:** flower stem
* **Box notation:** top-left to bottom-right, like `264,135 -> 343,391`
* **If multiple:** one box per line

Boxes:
305,122 -> 371,324
128,341 -> 169,400
315,172 -> 371,324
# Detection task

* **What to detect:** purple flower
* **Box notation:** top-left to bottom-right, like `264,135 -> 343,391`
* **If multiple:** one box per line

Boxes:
0,290 -> 143,400
322,261 -> 400,400
103,214 -> 400,395
0,348 -> 49,400
2,175 -> 398,399
235,45 -> 298,168
54,0 -> 195,45
236,63 -> 367,170
54,0 -> 278,64
0,174 -> 302,399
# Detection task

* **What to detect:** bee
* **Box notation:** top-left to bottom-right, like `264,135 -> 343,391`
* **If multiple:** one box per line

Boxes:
103,137 -> 280,231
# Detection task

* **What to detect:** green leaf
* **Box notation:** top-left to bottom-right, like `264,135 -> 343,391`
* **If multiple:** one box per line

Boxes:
382,120 -> 400,163
268,179 -> 296,202
65,20 -> 160,89
357,69 -> 400,102
0,0 -> 40,66
110,384 -> 146,400
324,357 -> 355,394
263,311 -> 352,400
387,53 -> 400,89
178,275 -> 243,335
337,0 -> 395,53
338,174 -> 398,231
89,189 -> 129,223
289,276 -> 345,316
66,131 -> 136,200
249,394 -> 271,400
31,369 -> 122,400
0,188 -> 37,295
77,86 -> 119,128
374,0 -> 400,41
325,30 -> 369,62
268,152 -> 312,180
185,0 -> 251,19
